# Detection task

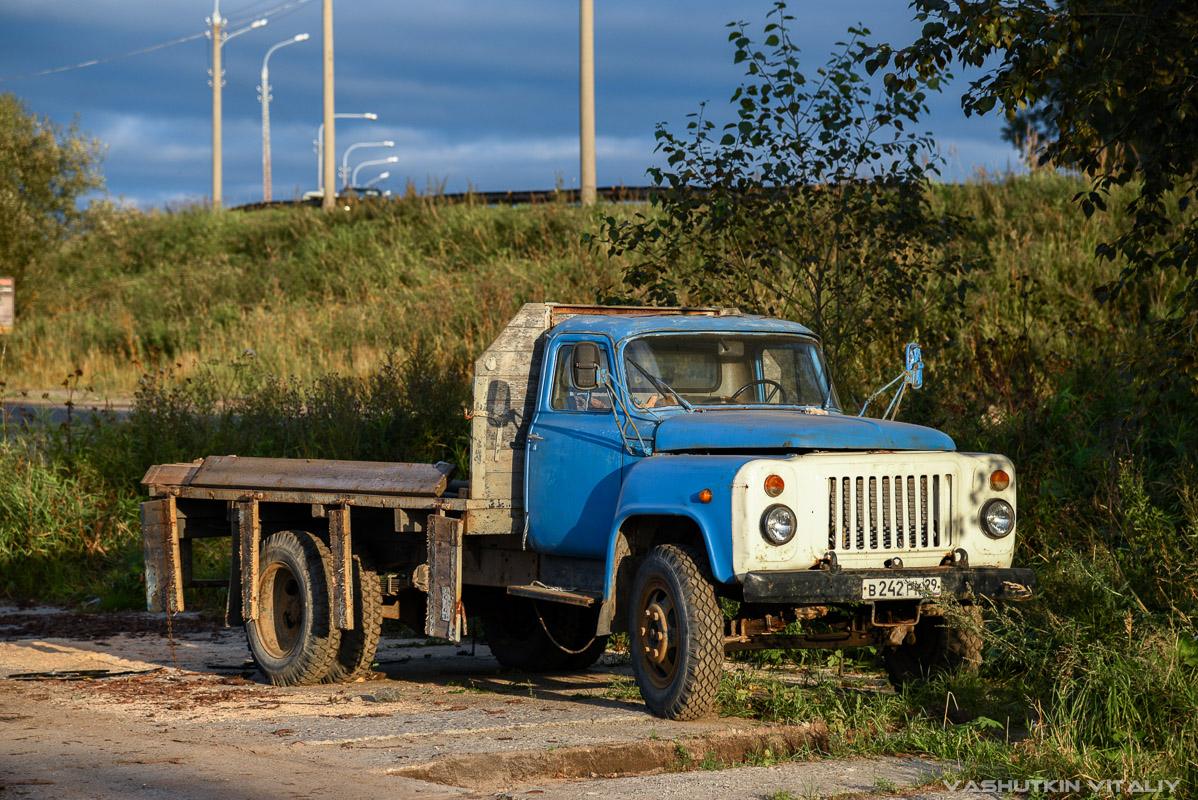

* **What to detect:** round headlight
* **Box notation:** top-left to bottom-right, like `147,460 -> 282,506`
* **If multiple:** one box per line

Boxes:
761,504 -> 796,545
980,499 -> 1015,538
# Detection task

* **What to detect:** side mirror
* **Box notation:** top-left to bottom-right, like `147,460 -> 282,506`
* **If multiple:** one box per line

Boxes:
904,343 -> 923,390
572,342 -> 600,391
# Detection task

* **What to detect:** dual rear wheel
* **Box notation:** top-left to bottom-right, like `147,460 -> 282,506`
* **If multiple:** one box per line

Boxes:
246,530 -> 382,686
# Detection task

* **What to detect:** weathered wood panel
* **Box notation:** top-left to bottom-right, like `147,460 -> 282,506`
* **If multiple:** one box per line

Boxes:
238,500 -> 261,622
328,505 -> 354,630
469,303 -> 552,527
182,457 -> 454,497
466,507 -> 524,537
425,515 -> 464,641
142,498 -> 183,613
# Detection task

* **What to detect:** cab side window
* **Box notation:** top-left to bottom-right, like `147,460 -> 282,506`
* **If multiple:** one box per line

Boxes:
550,344 -> 612,412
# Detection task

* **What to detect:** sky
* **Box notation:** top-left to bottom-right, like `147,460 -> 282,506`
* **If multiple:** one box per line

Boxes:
0,1 -> 1017,209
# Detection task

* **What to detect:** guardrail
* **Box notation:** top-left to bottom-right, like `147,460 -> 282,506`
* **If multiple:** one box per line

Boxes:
233,185 -> 665,211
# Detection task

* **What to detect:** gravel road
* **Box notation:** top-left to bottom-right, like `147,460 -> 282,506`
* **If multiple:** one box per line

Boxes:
0,606 -> 981,800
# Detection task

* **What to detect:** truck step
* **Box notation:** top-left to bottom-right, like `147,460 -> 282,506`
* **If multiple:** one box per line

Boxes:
506,584 -> 599,607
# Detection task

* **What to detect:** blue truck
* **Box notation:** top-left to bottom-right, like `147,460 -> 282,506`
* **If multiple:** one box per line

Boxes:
141,303 -> 1034,719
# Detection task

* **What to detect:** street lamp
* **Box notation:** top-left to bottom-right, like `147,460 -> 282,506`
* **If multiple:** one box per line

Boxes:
315,113 -> 377,193
340,141 -> 394,188
259,33 -> 309,203
351,156 -> 398,186
363,171 -> 390,188
209,0 -> 268,207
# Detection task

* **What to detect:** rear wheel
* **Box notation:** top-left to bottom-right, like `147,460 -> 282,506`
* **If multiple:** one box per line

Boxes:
325,554 -> 383,682
483,594 -> 569,671
883,606 -> 984,689
246,531 -> 342,686
629,545 -> 723,720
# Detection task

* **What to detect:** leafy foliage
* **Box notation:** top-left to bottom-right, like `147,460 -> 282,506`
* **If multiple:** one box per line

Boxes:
879,0 -> 1198,385
588,3 -> 973,389
0,92 -> 104,284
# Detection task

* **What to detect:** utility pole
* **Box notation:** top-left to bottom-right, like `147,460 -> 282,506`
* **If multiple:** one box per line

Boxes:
322,0 -> 335,211
579,0 -> 596,206
211,1 -> 223,207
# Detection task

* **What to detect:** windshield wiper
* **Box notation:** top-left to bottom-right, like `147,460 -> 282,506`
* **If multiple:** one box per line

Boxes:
820,375 -> 835,410
626,357 -> 694,412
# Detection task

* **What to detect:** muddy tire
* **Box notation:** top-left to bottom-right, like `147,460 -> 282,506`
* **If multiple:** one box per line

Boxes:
629,545 -> 724,721
482,595 -> 570,672
882,606 -> 984,689
246,531 -> 342,686
325,554 -> 383,682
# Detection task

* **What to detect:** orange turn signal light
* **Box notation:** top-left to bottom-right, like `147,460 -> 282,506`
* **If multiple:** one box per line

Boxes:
989,469 -> 1011,491
764,474 -> 785,497
698,488 -> 713,504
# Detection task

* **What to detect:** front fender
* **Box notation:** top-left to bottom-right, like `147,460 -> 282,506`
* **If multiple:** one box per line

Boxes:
602,454 -> 756,599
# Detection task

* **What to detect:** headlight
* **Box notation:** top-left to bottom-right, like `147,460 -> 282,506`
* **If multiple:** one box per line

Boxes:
980,499 -> 1015,538
761,504 -> 796,545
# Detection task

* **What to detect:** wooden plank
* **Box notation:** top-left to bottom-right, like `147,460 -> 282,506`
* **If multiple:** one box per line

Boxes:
425,515 -> 464,641
141,498 -> 183,613
328,504 -> 354,630
465,507 -> 523,536
507,584 -> 596,607
141,461 -> 202,489
238,500 -> 260,622
183,457 -> 454,497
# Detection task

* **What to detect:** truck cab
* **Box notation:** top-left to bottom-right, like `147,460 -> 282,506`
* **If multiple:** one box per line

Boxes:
143,303 -> 1034,721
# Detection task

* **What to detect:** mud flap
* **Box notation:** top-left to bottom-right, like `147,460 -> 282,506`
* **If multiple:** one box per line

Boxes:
142,497 -> 183,613
426,515 -> 464,642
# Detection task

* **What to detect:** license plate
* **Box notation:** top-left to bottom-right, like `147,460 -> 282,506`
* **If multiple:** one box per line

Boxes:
861,576 -> 942,600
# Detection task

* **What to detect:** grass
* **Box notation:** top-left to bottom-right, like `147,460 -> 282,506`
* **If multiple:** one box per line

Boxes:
0,172 -> 1195,796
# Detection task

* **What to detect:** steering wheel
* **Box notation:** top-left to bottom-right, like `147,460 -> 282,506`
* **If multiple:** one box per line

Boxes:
729,379 -> 787,404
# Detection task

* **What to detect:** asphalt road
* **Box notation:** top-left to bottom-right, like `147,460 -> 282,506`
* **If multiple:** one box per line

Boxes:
0,606 -> 988,800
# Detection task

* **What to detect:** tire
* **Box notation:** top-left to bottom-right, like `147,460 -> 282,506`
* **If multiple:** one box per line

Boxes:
246,530 -> 342,686
629,545 -> 724,720
882,606 -> 984,689
562,634 -> 610,670
325,554 -> 383,682
552,605 -> 608,670
482,595 -> 569,672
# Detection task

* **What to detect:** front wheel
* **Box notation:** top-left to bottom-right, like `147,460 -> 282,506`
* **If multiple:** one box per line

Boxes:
629,545 -> 724,720
246,530 -> 342,686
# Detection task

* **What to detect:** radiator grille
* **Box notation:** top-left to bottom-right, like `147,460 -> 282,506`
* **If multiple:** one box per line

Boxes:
828,473 -> 952,552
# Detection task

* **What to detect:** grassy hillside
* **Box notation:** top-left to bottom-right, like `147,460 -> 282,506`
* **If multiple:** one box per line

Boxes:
2,196 -> 620,392
1,172 -> 1195,793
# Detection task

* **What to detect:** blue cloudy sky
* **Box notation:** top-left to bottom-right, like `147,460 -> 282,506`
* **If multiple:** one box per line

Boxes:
0,1 -> 1016,208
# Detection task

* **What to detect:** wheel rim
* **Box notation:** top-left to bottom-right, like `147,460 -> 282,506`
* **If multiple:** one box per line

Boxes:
258,562 -> 304,658
635,577 -> 680,690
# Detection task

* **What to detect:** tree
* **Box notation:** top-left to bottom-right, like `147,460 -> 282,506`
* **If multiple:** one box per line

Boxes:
588,3 -> 971,393
878,0 -> 1198,384
0,92 -> 105,284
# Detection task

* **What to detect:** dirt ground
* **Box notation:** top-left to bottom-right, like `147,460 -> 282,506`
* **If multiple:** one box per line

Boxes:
0,606 -> 980,800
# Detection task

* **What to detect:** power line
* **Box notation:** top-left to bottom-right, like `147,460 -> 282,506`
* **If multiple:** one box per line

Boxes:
0,0 -> 314,84
0,30 -> 209,83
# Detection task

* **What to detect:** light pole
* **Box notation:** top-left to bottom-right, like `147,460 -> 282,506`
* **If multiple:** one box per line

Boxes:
579,0 -> 596,206
363,171 -> 390,188
209,1 -> 267,207
341,141 -> 394,188
351,156 -> 398,186
259,33 -> 309,203
315,113 -> 377,193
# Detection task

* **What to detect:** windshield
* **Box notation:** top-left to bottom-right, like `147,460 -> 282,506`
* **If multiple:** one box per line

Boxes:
622,333 -> 839,410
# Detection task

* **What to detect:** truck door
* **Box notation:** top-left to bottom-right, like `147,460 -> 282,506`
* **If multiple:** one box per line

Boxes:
525,337 -> 624,558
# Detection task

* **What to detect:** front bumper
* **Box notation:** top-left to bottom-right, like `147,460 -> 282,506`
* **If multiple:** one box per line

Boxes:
741,566 -> 1036,605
